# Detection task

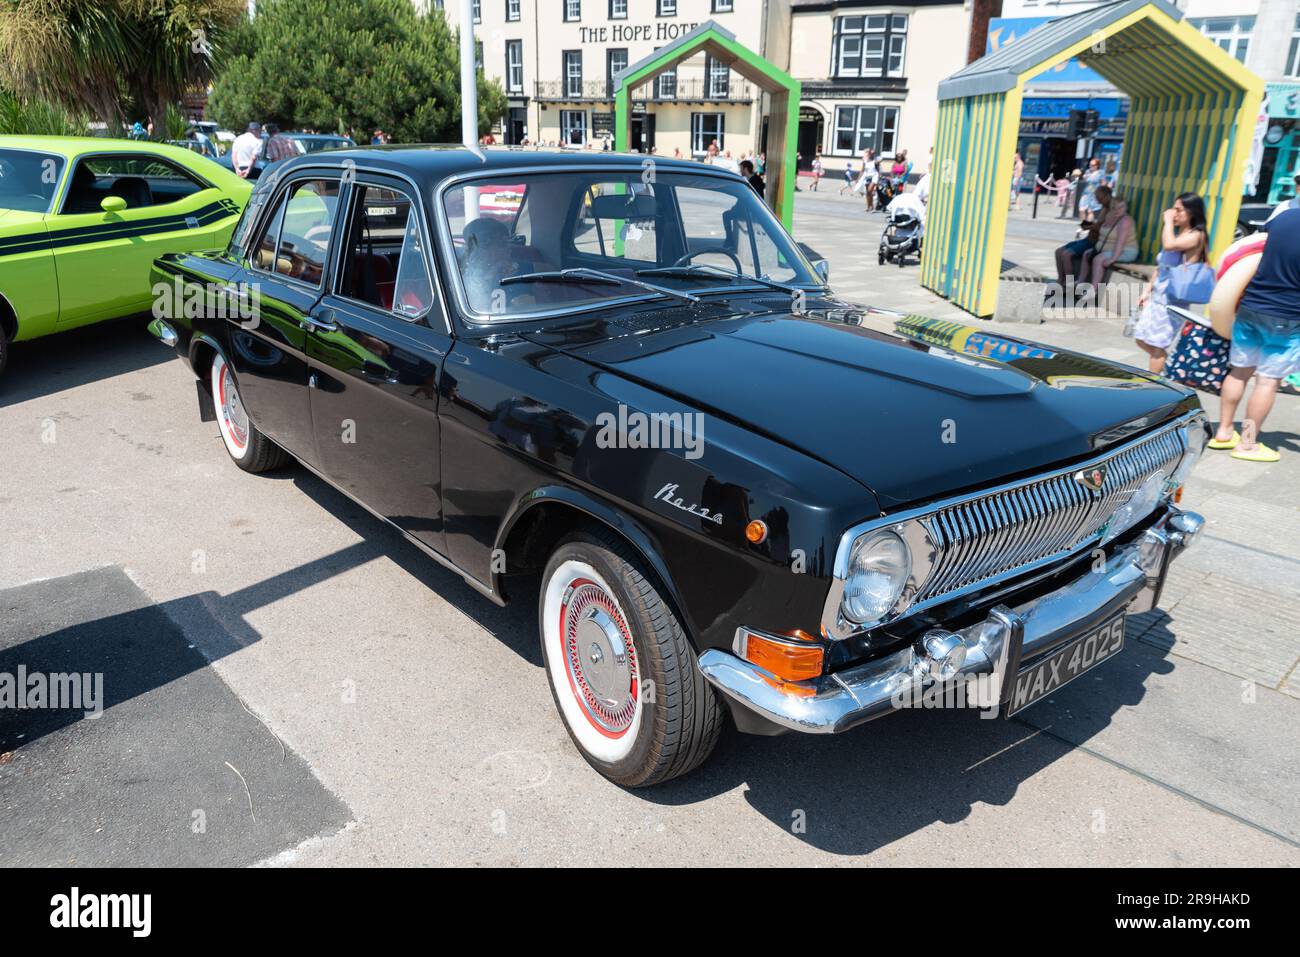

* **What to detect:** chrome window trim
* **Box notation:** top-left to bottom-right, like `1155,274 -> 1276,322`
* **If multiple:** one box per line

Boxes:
331,175 -> 435,324
821,411 -> 1206,640
245,161 -> 452,335
244,171 -> 339,294
431,163 -> 825,326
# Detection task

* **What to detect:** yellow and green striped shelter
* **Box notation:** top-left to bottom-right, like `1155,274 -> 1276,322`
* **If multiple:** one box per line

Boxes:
922,0 -> 1265,318
613,21 -> 801,230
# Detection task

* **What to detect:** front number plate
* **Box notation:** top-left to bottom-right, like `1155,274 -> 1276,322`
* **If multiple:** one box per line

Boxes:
1006,613 -> 1126,716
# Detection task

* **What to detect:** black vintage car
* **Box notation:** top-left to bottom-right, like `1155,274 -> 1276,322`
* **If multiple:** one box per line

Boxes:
148,147 -> 1208,786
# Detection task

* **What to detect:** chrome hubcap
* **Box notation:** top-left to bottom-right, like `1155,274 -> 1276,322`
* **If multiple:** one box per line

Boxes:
221,365 -> 249,447
561,579 -> 638,736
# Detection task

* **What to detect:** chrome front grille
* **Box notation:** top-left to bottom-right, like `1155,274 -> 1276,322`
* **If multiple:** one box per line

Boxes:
913,423 -> 1188,604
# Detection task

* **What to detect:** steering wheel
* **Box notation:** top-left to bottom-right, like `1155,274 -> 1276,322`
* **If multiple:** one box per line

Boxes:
673,248 -> 744,273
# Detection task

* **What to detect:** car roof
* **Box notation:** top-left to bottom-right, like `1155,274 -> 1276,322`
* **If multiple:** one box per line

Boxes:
0,135 -> 216,164
264,144 -> 739,187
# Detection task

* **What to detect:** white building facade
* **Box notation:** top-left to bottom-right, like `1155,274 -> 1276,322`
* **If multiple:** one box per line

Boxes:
424,0 -> 971,173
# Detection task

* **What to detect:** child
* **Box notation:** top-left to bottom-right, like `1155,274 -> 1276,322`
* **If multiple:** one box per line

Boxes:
839,161 -> 856,195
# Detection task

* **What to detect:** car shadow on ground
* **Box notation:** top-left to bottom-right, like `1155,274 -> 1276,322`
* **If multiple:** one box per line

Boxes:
1,315 -> 170,405
278,462 -> 1181,855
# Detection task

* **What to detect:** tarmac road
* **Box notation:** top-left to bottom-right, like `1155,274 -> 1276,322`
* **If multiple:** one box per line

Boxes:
1,243 -> 1297,866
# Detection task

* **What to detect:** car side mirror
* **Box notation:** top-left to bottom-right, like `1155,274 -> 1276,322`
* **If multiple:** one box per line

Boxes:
101,195 -> 128,213
798,242 -> 829,282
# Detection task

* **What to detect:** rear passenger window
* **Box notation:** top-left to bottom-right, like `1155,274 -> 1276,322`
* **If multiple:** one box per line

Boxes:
337,185 -> 433,318
60,154 -> 208,213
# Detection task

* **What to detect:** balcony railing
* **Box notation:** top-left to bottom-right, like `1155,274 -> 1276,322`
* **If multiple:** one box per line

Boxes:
533,78 -> 755,103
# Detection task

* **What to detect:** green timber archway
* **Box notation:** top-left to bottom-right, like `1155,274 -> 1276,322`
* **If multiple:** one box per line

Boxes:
612,21 -> 801,229
922,0 -> 1266,318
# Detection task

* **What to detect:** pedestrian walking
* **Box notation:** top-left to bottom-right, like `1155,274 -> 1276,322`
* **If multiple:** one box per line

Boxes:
230,121 -> 263,178
809,150 -> 823,191
1133,192 -> 1210,374
1079,157 -> 1105,225
740,159 -> 765,201
263,123 -> 296,163
1010,151 -> 1025,210
839,160 -> 856,195
1210,203 -> 1300,461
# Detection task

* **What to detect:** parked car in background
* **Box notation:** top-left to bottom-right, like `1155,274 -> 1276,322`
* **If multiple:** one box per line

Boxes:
215,132 -> 355,179
0,136 -> 251,377
148,147 -> 1207,786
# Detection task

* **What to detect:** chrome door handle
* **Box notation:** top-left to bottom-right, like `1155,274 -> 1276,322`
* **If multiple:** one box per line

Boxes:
300,314 -> 338,333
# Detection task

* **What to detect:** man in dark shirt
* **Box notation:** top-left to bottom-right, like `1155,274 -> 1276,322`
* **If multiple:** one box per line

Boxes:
1213,206 -> 1300,462
739,159 -> 765,201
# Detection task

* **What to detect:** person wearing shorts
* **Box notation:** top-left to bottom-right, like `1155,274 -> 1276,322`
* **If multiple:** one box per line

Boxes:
1211,205 -> 1300,462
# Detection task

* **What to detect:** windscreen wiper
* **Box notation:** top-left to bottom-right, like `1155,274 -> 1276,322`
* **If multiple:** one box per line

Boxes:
635,264 -> 811,295
500,268 -> 700,304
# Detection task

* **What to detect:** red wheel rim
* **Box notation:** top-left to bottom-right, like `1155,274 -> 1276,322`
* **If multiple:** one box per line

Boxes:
559,577 -> 639,738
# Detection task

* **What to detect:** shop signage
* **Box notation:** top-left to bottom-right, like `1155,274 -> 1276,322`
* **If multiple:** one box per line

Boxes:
579,22 -> 701,45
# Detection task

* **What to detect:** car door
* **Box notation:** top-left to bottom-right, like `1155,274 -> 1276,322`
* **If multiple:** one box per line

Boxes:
227,171 -> 344,462
304,176 -> 450,551
50,152 -> 229,325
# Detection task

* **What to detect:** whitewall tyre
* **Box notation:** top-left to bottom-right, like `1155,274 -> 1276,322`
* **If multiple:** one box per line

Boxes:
209,352 -> 289,473
540,530 -> 724,787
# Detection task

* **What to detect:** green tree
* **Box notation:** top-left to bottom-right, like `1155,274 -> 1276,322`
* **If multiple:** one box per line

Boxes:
0,0 -> 245,133
0,88 -> 90,137
207,0 -> 506,142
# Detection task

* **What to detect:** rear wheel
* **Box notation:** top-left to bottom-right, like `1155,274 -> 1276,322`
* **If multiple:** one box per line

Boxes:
210,352 -> 290,473
0,323 -> 8,380
539,529 -> 724,787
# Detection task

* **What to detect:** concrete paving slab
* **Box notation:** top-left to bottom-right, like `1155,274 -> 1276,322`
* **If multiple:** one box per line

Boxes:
0,567 -> 351,866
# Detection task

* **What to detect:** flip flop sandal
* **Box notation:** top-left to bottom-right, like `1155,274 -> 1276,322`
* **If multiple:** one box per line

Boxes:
1230,444 -> 1280,463
1207,430 -> 1240,450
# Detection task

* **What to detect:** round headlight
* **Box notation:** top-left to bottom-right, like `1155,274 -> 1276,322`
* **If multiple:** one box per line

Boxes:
841,530 -> 911,625
1171,422 -> 1208,489
1103,469 -> 1167,544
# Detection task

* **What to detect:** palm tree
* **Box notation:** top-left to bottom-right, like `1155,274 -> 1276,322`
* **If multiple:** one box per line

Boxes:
0,0 -> 244,134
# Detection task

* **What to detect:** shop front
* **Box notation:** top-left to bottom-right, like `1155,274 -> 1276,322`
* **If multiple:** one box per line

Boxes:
1255,82 -> 1300,204
1017,95 -> 1128,187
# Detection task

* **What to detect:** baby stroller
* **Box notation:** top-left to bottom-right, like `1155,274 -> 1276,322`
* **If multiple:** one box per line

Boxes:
878,205 -> 922,267
873,177 -> 897,210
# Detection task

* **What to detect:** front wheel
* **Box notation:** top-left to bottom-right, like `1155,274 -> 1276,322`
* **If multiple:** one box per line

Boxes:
210,352 -> 290,473
539,530 -> 724,787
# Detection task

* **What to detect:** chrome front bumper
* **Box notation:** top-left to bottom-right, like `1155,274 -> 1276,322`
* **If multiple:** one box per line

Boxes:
698,507 -> 1204,734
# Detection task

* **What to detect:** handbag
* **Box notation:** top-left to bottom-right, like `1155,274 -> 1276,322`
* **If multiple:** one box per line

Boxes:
1164,232 -> 1215,304
1166,319 -> 1231,394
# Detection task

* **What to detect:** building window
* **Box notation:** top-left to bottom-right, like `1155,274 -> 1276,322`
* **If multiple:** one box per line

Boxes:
706,55 -> 730,99
565,0 -> 581,22
833,14 -> 908,79
472,0 -> 480,23
1286,14 -> 1300,77
564,50 -> 583,98
833,105 -> 898,156
561,110 -> 588,146
1188,16 -> 1254,63
656,66 -> 677,98
712,0 -> 733,11
506,0 -> 520,22
607,48 -> 627,97
610,0 -> 627,18
691,112 -> 724,154
657,0 -> 676,16
506,40 -> 523,93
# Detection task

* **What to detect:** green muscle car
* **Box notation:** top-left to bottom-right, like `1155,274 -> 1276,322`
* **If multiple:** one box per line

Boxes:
0,136 -> 252,378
